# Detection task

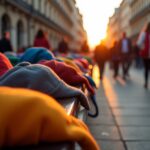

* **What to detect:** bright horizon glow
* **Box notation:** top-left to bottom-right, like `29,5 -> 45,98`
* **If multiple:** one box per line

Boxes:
76,0 -> 122,49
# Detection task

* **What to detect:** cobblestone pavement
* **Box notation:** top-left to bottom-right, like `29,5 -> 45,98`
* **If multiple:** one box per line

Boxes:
86,67 -> 150,150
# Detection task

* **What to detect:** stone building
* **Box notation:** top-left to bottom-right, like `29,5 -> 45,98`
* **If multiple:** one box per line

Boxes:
119,0 -> 132,37
107,0 -> 150,47
70,7 -> 87,51
107,8 -> 121,48
0,0 -> 87,51
130,0 -> 150,42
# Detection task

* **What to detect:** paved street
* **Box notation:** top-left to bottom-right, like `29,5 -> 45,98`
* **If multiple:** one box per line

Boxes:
87,66 -> 150,150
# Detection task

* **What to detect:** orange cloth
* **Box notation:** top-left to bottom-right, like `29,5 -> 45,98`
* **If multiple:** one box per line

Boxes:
57,57 -> 82,74
0,53 -> 13,76
0,87 -> 99,150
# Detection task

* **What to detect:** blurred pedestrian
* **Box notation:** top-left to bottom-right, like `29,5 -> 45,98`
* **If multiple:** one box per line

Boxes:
94,40 -> 108,80
58,38 -> 69,54
0,31 -> 13,53
137,22 -> 150,89
132,42 -> 142,68
111,41 -> 120,78
118,32 -> 132,80
33,29 -> 51,50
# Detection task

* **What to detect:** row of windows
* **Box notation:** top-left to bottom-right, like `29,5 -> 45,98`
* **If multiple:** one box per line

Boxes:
0,1 -> 85,51
23,0 -> 84,38
23,0 -> 73,30
132,0 -> 150,18
1,12 -> 63,50
108,0 -> 150,41
1,14 -> 24,49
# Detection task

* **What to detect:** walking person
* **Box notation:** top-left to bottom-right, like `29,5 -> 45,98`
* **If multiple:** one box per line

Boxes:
0,31 -> 13,53
118,32 -> 132,80
111,41 -> 120,78
33,29 -> 51,50
58,38 -> 69,54
94,40 -> 108,80
137,22 -> 150,89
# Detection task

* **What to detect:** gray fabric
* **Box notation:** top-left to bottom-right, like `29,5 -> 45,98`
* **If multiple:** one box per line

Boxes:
0,62 -> 89,110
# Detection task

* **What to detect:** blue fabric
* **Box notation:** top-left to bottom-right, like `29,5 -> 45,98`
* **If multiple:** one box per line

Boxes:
84,75 -> 96,88
20,47 -> 55,64
83,75 -> 98,117
88,94 -> 99,118
67,54 -> 82,59
0,62 -> 90,110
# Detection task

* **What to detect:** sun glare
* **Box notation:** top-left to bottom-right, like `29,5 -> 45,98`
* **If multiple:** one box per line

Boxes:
88,29 -> 107,49
76,0 -> 122,49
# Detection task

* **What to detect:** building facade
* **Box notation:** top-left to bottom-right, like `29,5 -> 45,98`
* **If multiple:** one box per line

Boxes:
70,7 -> 87,51
0,0 -> 87,51
130,0 -> 150,42
107,8 -> 121,48
107,0 -> 150,47
119,0 -> 132,37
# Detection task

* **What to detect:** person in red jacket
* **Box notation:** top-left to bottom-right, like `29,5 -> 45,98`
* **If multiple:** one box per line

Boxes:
33,29 -> 51,50
137,22 -> 150,89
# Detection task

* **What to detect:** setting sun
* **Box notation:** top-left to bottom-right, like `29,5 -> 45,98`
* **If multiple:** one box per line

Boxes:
76,0 -> 122,49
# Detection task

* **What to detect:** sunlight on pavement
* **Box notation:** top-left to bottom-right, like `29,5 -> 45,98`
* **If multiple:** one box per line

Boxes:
92,65 -> 100,88
92,64 -> 119,104
103,77 -> 119,105
116,77 -> 126,86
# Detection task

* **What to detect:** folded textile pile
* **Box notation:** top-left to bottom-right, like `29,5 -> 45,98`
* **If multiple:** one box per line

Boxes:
0,47 -> 99,149
20,47 -> 55,63
39,60 -> 95,95
4,52 -> 20,66
57,57 -> 82,73
0,62 -> 89,110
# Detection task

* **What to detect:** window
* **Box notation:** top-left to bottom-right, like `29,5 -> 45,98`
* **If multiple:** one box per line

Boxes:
1,14 -> 11,36
16,20 -> 24,49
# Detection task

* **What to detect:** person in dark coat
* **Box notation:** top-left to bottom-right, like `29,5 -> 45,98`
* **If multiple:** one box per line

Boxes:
94,41 -> 108,80
58,38 -> 69,54
0,31 -> 13,53
118,32 -> 132,80
111,41 -> 120,78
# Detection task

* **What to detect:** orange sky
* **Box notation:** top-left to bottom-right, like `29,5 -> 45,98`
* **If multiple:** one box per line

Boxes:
76,0 -> 122,48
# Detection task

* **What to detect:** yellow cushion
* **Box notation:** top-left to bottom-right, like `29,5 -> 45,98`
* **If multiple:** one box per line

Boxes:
0,87 -> 99,150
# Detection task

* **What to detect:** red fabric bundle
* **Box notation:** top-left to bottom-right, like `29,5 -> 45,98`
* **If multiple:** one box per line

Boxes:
76,58 -> 89,69
39,60 -> 95,95
0,53 -> 13,76
33,38 -> 51,50
73,59 -> 86,73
